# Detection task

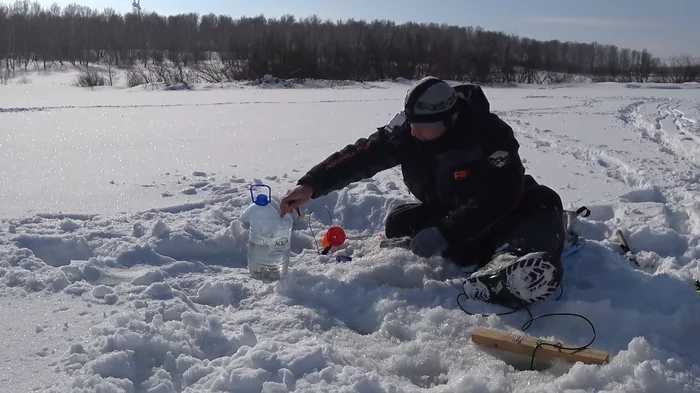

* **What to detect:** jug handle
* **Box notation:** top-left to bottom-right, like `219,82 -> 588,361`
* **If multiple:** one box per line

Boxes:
249,184 -> 272,205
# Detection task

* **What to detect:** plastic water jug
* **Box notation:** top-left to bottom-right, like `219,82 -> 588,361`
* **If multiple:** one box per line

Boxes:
243,184 -> 293,280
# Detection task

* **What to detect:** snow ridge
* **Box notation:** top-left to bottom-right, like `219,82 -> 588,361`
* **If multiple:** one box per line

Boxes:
1,76 -> 700,393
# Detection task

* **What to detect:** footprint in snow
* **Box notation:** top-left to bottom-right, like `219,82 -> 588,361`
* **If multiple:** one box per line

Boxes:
190,181 -> 209,188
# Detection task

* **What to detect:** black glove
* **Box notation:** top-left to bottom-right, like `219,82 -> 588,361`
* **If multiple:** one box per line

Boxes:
410,227 -> 449,258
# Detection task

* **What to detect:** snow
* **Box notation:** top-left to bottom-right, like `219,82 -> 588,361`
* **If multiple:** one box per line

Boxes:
1,66 -> 700,392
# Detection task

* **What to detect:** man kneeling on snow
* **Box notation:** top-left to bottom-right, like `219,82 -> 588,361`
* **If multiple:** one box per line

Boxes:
280,76 -> 566,306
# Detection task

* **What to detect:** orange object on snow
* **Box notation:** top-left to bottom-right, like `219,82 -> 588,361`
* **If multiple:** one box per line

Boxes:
322,226 -> 347,248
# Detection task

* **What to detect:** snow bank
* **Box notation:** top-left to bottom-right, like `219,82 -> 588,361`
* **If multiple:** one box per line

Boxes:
1,78 -> 700,393
625,82 -> 700,90
1,172 -> 698,393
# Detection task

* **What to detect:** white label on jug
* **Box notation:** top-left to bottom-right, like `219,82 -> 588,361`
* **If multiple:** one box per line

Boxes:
270,237 -> 289,253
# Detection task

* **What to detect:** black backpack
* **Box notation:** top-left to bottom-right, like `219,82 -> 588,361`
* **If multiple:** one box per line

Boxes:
453,84 -> 491,115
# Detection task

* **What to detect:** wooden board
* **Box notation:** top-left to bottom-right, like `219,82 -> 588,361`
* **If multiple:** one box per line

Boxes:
471,328 -> 609,365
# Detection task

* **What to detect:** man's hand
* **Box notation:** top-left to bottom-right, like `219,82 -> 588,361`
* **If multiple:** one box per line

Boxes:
279,184 -> 314,217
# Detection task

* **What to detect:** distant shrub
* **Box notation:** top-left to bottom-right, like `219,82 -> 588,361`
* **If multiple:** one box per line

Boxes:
125,67 -> 151,87
73,67 -> 106,87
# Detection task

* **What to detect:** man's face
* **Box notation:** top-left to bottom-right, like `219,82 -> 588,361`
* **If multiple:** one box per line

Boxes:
410,123 -> 446,141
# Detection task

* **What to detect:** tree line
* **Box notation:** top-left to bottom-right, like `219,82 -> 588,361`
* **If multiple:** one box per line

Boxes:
1,0 -> 699,86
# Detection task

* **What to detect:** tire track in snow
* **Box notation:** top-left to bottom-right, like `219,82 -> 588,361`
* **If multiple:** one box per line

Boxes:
0,97 -> 401,113
618,100 -> 700,168
613,100 -> 700,250
510,98 -> 700,267
508,116 -> 653,191
560,100 -> 700,245
568,147 -> 654,190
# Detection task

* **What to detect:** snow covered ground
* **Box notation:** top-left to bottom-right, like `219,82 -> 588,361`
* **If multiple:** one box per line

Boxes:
1,67 -> 700,392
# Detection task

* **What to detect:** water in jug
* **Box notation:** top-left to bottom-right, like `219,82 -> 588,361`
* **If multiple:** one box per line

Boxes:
243,184 -> 294,280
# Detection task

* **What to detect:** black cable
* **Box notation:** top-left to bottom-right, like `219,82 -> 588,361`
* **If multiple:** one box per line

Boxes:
456,285 -> 563,318
306,212 -> 321,255
457,292 -> 532,318
305,207 -> 374,255
522,312 -> 596,370
323,205 -> 333,223
457,284 -> 597,370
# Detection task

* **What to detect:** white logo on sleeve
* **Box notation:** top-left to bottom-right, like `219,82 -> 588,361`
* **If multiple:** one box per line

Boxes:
488,150 -> 510,167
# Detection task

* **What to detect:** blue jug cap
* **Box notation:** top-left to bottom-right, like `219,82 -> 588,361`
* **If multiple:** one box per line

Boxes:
250,184 -> 272,206
254,194 -> 269,206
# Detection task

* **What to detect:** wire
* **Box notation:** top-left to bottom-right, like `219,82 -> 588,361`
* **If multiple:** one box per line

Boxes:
456,285 -> 563,318
323,205 -> 333,223
523,312 -> 596,370
306,212 -> 321,255
304,206 -> 372,255
457,284 -> 597,370
456,292 -> 532,318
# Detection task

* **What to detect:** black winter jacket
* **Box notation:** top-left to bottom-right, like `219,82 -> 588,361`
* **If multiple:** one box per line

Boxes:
297,84 -> 536,244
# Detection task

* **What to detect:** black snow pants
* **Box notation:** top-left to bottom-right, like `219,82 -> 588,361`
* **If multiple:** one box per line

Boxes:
385,184 -> 566,304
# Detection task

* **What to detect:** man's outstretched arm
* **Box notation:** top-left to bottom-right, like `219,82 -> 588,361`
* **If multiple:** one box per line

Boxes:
297,124 -> 406,198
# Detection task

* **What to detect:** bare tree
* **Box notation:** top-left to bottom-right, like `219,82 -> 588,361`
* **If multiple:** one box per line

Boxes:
666,54 -> 700,83
104,46 -> 117,85
0,1 -> 695,85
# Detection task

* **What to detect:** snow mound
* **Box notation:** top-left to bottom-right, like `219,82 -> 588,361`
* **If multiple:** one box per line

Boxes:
1,176 -> 698,393
165,83 -> 191,91
2,80 -> 700,393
